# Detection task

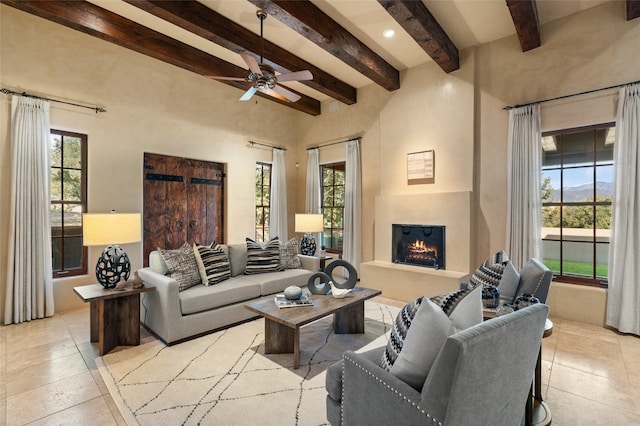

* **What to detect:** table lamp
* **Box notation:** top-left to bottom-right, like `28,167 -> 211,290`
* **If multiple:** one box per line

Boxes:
83,211 -> 141,288
295,213 -> 323,256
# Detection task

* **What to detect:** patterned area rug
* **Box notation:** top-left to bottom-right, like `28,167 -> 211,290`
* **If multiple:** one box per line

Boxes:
97,301 -> 399,426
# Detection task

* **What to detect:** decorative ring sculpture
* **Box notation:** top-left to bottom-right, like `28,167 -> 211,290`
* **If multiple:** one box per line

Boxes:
307,272 -> 332,295
324,260 -> 358,290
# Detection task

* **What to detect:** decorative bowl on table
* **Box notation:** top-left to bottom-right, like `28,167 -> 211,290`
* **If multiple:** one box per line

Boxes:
284,285 -> 303,300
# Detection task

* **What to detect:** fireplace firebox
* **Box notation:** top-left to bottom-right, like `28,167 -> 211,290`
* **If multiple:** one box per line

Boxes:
392,224 -> 445,269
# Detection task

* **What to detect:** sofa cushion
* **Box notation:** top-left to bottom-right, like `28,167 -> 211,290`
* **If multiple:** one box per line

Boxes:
245,237 -> 283,274
149,250 -> 168,275
158,243 -> 201,292
390,299 -> 456,390
193,242 -> 231,285
179,277 -> 262,315
280,237 -> 301,269
469,250 -> 523,308
499,260 -> 521,304
430,284 -> 483,331
227,244 -> 247,277
380,297 -> 423,371
244,268 -> 313,296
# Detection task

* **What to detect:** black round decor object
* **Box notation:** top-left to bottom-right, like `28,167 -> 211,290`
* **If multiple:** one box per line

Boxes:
300,234 -> 317,256
96,244 -> 131,288
324,260 -> 358,290
307,272 -> 332,295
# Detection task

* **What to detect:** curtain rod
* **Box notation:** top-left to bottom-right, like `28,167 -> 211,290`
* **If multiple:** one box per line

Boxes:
1,88 -> 107,113
306,136 -> 361,150
502,79 -> 640,110
248,140 -> 287,151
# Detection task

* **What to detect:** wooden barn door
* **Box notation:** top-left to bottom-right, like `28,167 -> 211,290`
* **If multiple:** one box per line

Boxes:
143,153 -> 224,266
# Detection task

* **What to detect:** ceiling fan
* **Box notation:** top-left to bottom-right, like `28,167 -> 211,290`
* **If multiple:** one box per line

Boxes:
209,9 -> 313,103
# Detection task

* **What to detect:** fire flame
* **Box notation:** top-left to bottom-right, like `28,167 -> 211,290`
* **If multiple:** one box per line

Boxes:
409,239 -> 437,256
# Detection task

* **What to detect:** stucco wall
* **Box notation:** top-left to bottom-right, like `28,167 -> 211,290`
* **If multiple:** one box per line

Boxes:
0,6 -> 304,315
1,2 -> 639,324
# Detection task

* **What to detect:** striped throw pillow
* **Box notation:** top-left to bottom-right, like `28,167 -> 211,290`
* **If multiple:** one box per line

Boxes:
380,297 -> 424,371
244,237 -> 283,274
193,242 -> 231,285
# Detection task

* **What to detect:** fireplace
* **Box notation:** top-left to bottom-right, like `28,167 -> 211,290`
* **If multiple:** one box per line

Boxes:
392,224 -> 445,269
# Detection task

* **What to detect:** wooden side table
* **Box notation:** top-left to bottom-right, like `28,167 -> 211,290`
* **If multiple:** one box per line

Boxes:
317,255 -> 333,271
73,283 -> 155,355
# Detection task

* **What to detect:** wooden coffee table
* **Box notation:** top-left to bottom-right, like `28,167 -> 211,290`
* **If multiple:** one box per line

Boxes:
245,286 -> 381,369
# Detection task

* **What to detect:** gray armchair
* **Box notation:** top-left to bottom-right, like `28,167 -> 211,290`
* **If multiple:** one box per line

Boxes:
460,258 -> 553,310
325,303 -> 549,426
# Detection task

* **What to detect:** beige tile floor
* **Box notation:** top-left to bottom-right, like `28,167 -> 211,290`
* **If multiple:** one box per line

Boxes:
1,302 -> 640,426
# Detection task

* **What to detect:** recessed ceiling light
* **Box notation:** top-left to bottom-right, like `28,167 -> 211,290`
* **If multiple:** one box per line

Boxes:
383,29 -> 395,38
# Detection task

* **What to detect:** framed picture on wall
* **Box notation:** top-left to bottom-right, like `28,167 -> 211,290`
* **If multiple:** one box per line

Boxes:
407,150 -> 434,184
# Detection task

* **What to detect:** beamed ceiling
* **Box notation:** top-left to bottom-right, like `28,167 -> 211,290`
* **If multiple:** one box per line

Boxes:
3,0 -> 639,116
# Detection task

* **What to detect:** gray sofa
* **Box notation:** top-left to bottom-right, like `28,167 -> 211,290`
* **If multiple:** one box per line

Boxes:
137,243 -> 316,344
326,303 -> 549,425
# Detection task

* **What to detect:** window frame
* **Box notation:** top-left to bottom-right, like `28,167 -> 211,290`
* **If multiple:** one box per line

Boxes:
541,122 -> 614,287
321,162 -> 346,254
255,162 -> 271,242
50,129 -> 88,279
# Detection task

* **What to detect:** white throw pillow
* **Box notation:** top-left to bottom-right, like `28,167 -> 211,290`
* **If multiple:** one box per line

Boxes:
389,299 -> 455,390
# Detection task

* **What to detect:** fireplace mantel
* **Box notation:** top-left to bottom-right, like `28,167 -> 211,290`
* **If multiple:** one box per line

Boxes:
362,191 -> 472,300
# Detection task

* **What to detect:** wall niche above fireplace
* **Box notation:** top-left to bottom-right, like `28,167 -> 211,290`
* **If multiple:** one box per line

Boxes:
392,224 -> 445,270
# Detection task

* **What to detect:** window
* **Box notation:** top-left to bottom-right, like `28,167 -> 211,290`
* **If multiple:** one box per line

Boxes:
50,129 -> 88,278
321,162 -> 345,253
541,123 -> 614,286
255,162 -> 271,242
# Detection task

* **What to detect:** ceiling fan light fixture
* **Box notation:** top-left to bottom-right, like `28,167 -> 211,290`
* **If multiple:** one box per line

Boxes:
209,8 -> 312,103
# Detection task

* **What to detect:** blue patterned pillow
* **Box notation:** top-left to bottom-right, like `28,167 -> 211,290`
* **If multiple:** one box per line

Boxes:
244,237 -> 283,274
194,242 -> 231,285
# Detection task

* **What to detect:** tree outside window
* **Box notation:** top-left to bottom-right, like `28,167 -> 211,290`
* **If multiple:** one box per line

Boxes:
255,162 -> 271,242
321,162 -> 345,253
541,123 -> 613,286
51,129 -> 87,278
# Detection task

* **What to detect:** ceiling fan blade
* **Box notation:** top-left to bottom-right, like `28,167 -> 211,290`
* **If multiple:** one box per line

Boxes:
271,85 -> 301,102
240,86 -> 258,101
276,70 -> 313,82
240,53 -> 262,76
206,76 -> 247,81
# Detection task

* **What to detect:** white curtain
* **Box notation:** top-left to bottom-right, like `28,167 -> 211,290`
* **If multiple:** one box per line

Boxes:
5,96 -> 55,324
269,148 -> 287,241
305,148 -> 321,247
506,104 -> 542,270
606,83 -> 640,335
343,139 -> 362,273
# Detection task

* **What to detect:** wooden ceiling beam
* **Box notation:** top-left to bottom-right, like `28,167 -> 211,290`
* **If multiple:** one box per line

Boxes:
378,0 -> 459,73
248,0 -> 400,91
627,0 -> 640,20
124,0 -> 356,105
506,0 -> 541,52
3,0 -> 321,115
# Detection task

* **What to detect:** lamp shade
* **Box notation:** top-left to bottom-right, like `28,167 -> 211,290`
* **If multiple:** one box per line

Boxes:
295,213 -> 323,233
82,213 -> 141,246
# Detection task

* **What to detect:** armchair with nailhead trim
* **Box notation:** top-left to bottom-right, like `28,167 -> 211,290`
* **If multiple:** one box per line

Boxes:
325,303 -> 548,425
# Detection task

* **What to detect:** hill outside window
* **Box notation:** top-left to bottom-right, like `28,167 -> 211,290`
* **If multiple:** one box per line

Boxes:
541,123 -> 614,286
